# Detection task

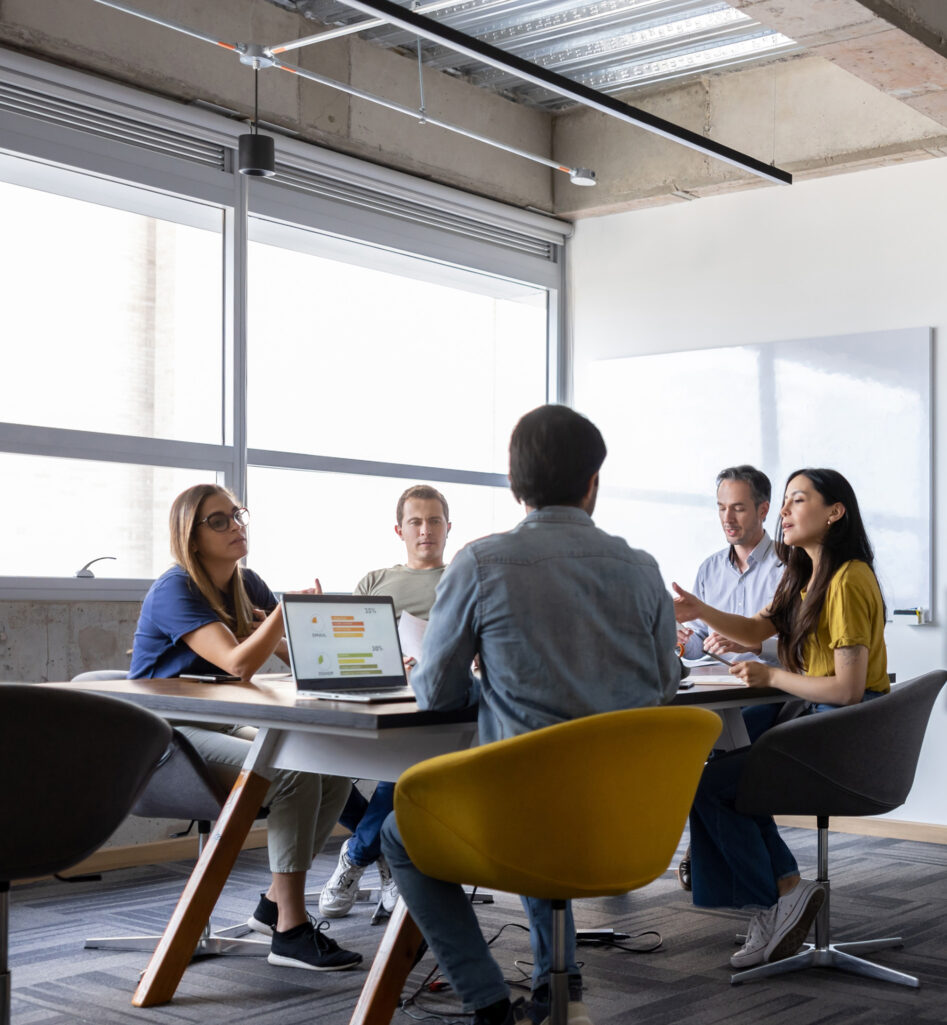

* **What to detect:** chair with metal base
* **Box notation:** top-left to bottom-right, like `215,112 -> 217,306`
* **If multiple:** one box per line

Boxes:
731,669 -> 947,989
0,684 -> 172,1025
72,672 -> 271,960
394,705 -> 722,1025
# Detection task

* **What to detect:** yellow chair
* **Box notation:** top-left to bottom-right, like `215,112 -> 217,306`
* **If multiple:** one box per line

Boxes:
394,705 -> 722,1025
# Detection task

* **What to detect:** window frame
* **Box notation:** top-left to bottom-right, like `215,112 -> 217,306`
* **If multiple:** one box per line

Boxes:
0,46 -> 570,601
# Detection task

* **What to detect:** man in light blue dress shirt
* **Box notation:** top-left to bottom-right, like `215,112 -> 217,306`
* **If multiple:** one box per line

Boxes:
675,465 -> 784,892
678,465 -> 784,667
381,405 -> 679,1025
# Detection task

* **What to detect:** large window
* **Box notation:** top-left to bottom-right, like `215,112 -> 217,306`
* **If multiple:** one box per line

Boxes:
248,469 -> 522,593
0,455 -> 215,578
245,220 -> 547,590
0,173 -> 223,444
0,58 -> 565,598
247,223 -> 547,474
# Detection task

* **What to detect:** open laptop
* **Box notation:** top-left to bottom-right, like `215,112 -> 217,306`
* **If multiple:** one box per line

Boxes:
282,593 -> 416,702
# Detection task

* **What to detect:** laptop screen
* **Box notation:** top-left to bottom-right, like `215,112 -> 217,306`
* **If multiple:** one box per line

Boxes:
282,593 -> 407,691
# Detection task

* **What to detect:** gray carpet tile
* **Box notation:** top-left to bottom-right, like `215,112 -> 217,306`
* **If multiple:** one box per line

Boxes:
6,829 -> 947,1024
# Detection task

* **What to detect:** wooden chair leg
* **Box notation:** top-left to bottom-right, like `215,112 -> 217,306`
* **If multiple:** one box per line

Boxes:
350,897 -> 425,1025
132,768 -> 269,1007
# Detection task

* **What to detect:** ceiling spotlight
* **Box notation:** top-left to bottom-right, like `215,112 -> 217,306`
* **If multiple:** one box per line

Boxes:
238,66 -> 275,177
569,168 -> 597,187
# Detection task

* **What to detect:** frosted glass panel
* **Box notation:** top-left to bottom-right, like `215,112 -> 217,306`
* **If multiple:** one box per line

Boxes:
582,328 -> 931,617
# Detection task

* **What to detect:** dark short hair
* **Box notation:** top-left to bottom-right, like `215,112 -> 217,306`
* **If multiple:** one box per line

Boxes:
715,465 -> 771,506
396,485 -> 449,525
509,405 -> 606,509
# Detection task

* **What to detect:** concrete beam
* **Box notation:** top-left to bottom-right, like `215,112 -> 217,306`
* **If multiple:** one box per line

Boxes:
553,54 -> 947,218
733,0 -> 947,127
0,0 -> 553,211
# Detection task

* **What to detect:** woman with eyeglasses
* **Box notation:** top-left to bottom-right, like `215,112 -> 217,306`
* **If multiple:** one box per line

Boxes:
671,468 -> 888,973
129,483 -> 362,974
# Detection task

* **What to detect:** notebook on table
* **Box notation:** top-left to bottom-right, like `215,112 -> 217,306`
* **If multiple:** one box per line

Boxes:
282,593 -> 416,702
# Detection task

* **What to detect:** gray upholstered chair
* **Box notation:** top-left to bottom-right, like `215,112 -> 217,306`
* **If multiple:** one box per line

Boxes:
732,669 -> 947,988
0,683 -> 172,1025
71,673 -> 269,959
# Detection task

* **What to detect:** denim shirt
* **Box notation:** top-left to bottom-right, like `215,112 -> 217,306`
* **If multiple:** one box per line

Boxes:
411,505 -> 681,745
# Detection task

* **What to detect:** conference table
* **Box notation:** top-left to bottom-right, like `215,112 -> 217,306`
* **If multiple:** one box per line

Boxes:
53,669 -> 783,1020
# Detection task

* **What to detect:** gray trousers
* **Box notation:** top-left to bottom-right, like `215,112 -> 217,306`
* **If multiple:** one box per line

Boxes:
176,724 -> 350,874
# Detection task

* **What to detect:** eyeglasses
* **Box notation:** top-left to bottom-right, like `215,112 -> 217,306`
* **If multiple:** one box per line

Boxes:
198,508 -> 250,532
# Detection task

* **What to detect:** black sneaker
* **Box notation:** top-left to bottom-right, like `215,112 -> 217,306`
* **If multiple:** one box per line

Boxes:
267,917 -> 363,971
247,892 -> 279,936
474,997 -> 529,1025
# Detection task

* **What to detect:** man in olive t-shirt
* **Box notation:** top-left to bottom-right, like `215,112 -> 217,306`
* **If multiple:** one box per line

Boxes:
317,485 -> 451,919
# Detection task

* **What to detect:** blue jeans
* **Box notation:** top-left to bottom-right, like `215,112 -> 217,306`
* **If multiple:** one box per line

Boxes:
689,745 -> 799,908
338,781 -> 395,867
380,812 -> 578,1010
690,692 -> 884,908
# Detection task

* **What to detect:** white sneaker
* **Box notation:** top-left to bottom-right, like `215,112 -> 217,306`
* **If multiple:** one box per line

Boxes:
535,1001 -> 594,1025
376,853 -> 399,913
318,839 -> 367,919
763,878 -> 825,963
729,905 -> 777,969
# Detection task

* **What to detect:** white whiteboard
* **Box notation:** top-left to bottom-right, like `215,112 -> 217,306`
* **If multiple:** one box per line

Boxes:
583,327 -> 932,619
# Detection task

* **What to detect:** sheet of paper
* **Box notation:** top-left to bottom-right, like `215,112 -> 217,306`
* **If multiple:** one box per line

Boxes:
398,610 -> 427,661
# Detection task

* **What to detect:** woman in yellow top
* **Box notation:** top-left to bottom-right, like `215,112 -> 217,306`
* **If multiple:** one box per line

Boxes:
671,468 -> 888,971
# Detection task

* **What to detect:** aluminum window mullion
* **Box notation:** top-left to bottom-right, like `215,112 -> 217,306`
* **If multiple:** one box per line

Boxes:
248,448 -> 508,489
552,242 -> 571,405
0,422 -> 234,472
224,173 -> 250,503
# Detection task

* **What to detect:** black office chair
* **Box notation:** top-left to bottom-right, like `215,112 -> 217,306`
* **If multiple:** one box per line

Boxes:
731,669 -> 947,988
0,683 -> 172,1025
72,672 -> 271,959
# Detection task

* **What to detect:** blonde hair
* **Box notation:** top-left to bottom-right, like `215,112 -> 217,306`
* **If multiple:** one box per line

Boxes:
169,483 -> 253,637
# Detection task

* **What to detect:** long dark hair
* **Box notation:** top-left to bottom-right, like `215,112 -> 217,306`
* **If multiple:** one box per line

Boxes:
768,468 -> 881,673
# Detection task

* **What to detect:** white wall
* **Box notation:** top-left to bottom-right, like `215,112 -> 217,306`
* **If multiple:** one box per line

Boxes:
571,157 -> 947,827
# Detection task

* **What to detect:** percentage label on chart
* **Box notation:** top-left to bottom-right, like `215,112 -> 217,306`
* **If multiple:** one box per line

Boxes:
364,607 -> 377,614
372,645 -> 383,652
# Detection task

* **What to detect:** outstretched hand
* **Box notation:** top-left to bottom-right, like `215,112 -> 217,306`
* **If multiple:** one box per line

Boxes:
671,582 -> 703,624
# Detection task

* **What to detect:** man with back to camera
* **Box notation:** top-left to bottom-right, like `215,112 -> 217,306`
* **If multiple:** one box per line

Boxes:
380,404 -> 680,1025
315,485 -> 451,920
675,464 -> 783,890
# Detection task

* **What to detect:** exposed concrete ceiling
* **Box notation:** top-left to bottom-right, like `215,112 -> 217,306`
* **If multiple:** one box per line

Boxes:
1,0 -> 946,220
271,0 -> 804,110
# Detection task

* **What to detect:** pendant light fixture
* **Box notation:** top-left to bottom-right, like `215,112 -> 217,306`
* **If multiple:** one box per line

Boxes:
237,47 -> 275,177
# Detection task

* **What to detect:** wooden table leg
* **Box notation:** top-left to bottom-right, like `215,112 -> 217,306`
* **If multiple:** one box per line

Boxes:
349,898 -> 425,1025
132,768 -> 270,1007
